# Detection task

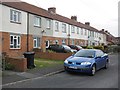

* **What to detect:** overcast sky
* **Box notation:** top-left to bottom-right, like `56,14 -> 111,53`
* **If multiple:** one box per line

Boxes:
21,0 -> 119,37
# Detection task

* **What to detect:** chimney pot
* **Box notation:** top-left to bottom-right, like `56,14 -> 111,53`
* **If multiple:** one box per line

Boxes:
85,22 -> 90,26
105,30 -> 108,33
48,7 -> 56,14
71,16 -> 77,21
102,29 -> 104,31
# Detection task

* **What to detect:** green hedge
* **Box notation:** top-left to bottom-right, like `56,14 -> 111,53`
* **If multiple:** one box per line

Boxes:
107,45 -> 120,53
93,46 -> 104,51
82,46 -> 104,51
82,45 -> 120,53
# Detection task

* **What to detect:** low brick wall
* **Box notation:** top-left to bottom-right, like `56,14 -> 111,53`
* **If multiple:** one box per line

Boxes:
5,57 -> 27,72
35,52 -> 72,60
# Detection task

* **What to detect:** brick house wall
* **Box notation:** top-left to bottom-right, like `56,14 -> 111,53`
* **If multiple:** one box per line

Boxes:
1,32 -> 33,57
41,36 -> 86,51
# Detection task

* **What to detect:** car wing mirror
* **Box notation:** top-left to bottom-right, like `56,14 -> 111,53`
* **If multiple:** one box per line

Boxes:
101,53 -> 108,57
72,53 -> 75,56
104,53 -> 108,56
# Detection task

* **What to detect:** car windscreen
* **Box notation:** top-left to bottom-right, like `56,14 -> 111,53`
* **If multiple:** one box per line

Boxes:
74,49 -> 95,58
62,45 -> 71,50
76,45 -> 82,49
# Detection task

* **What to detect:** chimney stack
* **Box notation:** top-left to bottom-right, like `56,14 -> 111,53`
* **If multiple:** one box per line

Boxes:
71,16 -> 77,21
105,30 -> 108,33
101,29 -> 104,32
48,7 -> 56,14
85,22 -> 90,26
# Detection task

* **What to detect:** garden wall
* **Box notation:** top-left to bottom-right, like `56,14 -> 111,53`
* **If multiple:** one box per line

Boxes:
35,52 -> 72,60
5,57 -> 27,72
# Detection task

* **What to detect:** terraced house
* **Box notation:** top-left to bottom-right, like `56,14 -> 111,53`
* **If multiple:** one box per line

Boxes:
0,1 -> 107,57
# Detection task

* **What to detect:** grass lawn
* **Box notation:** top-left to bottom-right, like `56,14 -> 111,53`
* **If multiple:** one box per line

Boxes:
34,58 -> 64,69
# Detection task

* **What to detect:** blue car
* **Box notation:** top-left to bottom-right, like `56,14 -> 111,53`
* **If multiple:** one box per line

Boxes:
64,49 -> 109,76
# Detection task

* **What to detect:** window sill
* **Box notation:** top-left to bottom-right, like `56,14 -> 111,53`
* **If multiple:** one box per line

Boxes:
62,32 -> 66,33
33,47 -> 41,49
10,48 -> 21,50
34,25 -> 41,28
55,30 -> 59,32
10,21 -> 21,24
46,27 -> 50,29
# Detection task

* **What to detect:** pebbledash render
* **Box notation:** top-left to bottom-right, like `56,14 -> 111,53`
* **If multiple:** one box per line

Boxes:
0,1 -> 107,57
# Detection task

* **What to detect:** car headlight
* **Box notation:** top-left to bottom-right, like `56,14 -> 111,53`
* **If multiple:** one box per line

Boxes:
81,62 -> 91,65
64,60 -> 68,63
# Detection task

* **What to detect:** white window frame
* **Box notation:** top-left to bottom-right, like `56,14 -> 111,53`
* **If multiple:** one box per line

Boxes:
85,29 -> 87,35
46,40 -> 50,48
10,9 -> 21,23
55,22 -> 59,31
88,30 -> 90,37
71,39 -> 75,45
10,35 -> 21,49
77,27 -> 79,34
34,16 -> 41,27
33,37 -> 40,48
92,31 -> 94,37
62,39 -> 66,45
71,26 -> 75,33
62,23 -> 66,33
46,19 -> 51,29
81,28 -> 83,35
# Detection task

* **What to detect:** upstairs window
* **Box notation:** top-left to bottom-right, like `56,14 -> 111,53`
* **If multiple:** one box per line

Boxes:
92,31 -> 94,37
85,29 -> 87,36
62,23 -> 66,33
55,22 -> 59,31
10,35 -> 21,49
90,31 -> 92,37
88,30 -> 90,37
81,28 -> 83,35
77,27 -> 79,34
71,26 -> 75,33
46,19 -> 51,29
10,9 -> 21,23
34,16 -> 41,27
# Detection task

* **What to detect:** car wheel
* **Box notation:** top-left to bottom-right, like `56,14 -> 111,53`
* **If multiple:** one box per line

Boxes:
104,60 -> 109,69
90,65 -> 96,76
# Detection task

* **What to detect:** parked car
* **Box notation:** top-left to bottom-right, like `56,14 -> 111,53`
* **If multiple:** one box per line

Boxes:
68,45 -> 83,51
64,49 -> 109,76
47,44 -> 76,53
62,45 -> 77,53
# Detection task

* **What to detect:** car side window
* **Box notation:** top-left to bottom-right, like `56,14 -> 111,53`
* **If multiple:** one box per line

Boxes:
96,50 -> 104,57
96,51 -> 100,57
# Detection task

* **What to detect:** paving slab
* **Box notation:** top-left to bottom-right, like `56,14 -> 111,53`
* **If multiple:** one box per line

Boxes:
2,64 -> 64,85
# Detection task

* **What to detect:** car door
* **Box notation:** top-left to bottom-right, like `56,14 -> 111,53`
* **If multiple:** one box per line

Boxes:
95,50 -> 104,70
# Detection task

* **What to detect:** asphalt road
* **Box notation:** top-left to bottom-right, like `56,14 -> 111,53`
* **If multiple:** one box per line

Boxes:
3,53 -> 118,88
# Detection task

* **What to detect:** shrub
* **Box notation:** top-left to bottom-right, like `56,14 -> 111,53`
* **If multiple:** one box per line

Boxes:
86,46 -> 94,49
93,46 -> 104,51
108,45 -> 120,53
81,46 -> 87,49
5,63 -> 15,70
46,50 -> 56,53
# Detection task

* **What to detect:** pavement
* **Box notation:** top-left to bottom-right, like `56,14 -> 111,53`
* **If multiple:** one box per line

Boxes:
2,64 -> 64,85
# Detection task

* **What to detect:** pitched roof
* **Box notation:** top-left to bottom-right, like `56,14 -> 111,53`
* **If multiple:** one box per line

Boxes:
1,1 -> 103,33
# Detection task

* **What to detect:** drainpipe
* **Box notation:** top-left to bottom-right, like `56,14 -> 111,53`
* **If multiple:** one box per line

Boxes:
27,12 -> 29,52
